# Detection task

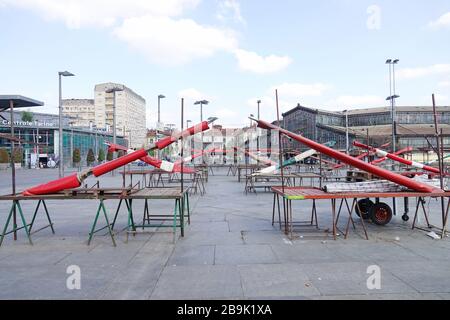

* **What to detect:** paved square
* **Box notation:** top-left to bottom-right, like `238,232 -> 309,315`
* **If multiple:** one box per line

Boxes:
0,168 -> 449,300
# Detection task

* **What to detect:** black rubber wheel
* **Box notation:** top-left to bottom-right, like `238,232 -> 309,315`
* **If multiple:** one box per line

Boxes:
402,214 -> 410,222
369,202 -> 393,226
355,199 -> 374,220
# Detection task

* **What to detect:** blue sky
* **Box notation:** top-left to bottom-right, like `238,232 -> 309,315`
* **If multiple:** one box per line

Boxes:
0,0 -> 449,128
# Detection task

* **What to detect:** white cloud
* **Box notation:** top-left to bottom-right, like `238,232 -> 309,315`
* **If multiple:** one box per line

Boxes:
216,0 -> 245,24
271,82 -> 331,97
429,12 -> 450,30
0,0 -> 200,28
2,0 -> 292,70
114,16 -> 238,65
234,49 -> 292,74
396,64 -> 450,80
325,95 -> 385,109
178,88 -> 211,102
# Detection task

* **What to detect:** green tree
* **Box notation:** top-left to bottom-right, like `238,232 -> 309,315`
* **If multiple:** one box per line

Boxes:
107,151 -> 114,161
0,148 -> 10,163
98,148 -> 105,162
21,111 -> 33,122
12,148 -> 23,163
73,148 -> 81,166
86,148 -> 95,166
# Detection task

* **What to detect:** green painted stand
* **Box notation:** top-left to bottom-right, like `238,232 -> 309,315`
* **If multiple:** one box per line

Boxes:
88,200 -> 117,247
126,194 -> 190,243
0,199 -> 55,247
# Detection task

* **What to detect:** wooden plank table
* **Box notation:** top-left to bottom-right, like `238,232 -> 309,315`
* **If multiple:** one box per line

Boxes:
271,186 -> 450,241
0,187 -> 190,247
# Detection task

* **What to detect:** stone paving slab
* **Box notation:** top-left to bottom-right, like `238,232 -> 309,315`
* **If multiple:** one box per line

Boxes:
150,265 -> 244,300
167,245 -> 215,266
215,244 -> 279,265
238,264 -> 321,298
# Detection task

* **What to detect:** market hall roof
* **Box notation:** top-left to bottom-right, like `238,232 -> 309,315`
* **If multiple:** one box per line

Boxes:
320,124 -> 450,137
282,104 -> 450,117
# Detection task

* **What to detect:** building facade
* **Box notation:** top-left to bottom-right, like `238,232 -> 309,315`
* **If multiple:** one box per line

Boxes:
62,83 -> 147,149
94,83 -> 146,149
62,99 -> 95,128
282,104 -> 450,161
0,110 -> 126,168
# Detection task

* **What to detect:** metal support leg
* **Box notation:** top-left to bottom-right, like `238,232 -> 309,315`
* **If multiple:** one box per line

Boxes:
173,199 -> 179,243
29,200 -> 55,235
0,202 -> 16,247
185,193 -> 191,225
331,199 -> 337,240
272,193 -> 276,226
101,201 -> 116,247
15,202 -> 33,245
42,200 -> 55,234
111,198 -> 123,231
88,201 -> 103,246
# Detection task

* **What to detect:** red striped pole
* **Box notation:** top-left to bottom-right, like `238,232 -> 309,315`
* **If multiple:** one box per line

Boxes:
370,147 -> 413,165
23,120 -> 213,196
252,118 -> 438,193
353,141 -> 440,174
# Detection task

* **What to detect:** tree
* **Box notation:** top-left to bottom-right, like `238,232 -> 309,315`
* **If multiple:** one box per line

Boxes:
86,148 -> 95,166
0,148 -> 9,163
98,148 -> 105,162
21,111 -> 33,122
117,150 -> 125,158
12,148 -> 23,164
73,148 -> 81,166
107,151 -> 114,161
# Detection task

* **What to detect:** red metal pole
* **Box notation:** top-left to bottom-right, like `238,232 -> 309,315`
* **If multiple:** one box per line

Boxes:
23,120 -> 212,196
252,118 -> 438,193
353,141 -> 440,174
370,147 -> 413,165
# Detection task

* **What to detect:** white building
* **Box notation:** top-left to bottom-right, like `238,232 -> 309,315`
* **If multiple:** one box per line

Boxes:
94,83 -> 146,149
63,83 -> 147,148
62,99 -> 95,128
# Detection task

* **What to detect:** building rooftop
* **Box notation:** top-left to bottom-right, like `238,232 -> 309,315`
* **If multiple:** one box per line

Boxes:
283,104 -> 450,117
320,123 -> 450,137
95,83 -> 146,103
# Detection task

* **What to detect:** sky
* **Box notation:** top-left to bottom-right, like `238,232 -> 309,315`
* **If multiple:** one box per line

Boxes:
0,0 -> 449,128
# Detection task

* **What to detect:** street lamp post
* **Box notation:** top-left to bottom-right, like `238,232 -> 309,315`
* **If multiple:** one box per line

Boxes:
386,95 -> 400,153
257,100 -> 261,153
343,109 -> 349,154
58,70 -> 75,178
106,87 -> 124,175
157,94 -> 166,159
194,100 -> 209,162
186,120 -> 192,157
157,94 -> 166,127
386,59 -> 399,152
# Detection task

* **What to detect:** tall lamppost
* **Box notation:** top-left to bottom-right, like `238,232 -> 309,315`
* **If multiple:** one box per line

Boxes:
157,94 -> 165,127
386,59 -> 400,152
157,94 -> 166,159
186,120 -> 192,157
257,100 -> 261,153
343,109 -> 349,154
106,87 -> 124,175
194,100 -> 209,160
386,95 -> 400,152
58,70 -> 75,178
